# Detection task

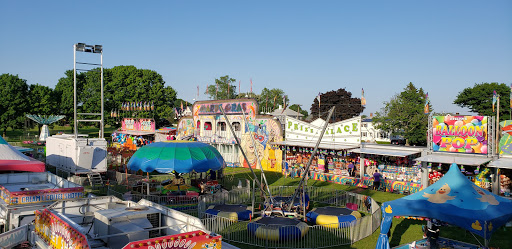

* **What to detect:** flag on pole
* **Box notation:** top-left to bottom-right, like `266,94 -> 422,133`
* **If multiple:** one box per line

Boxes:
197,85 -> 199,100
227,81 -> 230,97
273,95 -> 278,109
424,92 -> 430,114
361,88 -> 366,107
281,95 -> 288,114
493,90 -> 497,112
316,92 -> 321,108
181,101 -> 183,112
206,85 -> 209,95
216,83 -> 218,99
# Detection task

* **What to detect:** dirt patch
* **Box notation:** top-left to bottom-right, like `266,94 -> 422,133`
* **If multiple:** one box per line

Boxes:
350,187 -> 367,194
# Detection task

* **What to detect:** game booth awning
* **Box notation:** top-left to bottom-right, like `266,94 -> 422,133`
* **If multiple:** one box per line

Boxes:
375,163 -> 512,249
0,136 -> 45,172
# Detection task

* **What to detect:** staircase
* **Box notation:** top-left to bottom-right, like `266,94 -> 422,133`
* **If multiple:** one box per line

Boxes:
87,172 -> 103,188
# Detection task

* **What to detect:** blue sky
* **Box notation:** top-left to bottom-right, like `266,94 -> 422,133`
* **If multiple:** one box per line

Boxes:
1,1 -> 511,116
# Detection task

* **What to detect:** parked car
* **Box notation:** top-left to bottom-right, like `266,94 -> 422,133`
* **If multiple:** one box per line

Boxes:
390,136 -> 406,145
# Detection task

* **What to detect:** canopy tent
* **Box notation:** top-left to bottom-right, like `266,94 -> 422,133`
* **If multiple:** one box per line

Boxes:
127,141 -> 224,173
375,163 -> 512,249
0,136 -> 45,172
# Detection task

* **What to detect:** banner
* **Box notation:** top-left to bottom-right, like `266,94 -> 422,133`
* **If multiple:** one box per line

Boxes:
0,185 -> 83,205
121,118 -> 156,132
285,116 -> 361,145
432,115 -> 488,154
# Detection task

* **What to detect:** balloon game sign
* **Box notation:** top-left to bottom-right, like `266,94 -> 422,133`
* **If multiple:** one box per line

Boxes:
432,115 -> 488,154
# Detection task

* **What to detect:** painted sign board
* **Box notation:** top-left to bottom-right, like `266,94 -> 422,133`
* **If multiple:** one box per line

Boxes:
285,116 -> 361,145
121,118 -> 156,132
122,230 -> 221,249
0,185 -> 84,205
35,209 -> 89,249
432,115 -> 488,154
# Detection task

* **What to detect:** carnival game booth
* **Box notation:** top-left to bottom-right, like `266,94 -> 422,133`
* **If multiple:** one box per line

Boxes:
375,163 -> 512,249
30,196 -> 224,249
177,98 -> 285,171
0,136 -> 45,173
275,116 -> 362,179
348,143 -> 426,194
415,115 -> 495,193
0,172 -> 84,232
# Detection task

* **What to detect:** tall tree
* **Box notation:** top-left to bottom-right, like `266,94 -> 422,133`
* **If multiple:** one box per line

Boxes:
28,84 -> 57,116
258,88 -> 288,112
372,82 -> 430,146
310,88 -> 364,122
454,82 -> 510,120
54,70 -> 84,128
0,74 -> 29,136
205,75 -> 236,100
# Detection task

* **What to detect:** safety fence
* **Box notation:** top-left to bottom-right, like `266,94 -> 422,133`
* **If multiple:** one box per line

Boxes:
0,225 -> 30,249
197,185 -> 381,248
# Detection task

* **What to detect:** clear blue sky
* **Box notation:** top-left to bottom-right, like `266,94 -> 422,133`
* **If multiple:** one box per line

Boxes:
1,1 -> 511,116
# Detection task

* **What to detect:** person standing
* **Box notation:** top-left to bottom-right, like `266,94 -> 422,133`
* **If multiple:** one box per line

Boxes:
372,170 -> 382,190
426,219 -> 441,249
348,160 -> 355,177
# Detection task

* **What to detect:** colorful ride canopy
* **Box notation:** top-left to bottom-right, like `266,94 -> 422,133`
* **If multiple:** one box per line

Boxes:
376,163 -> 512,249
127,141 -> 224,173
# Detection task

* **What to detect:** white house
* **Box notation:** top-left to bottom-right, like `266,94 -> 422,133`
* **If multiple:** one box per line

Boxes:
361,118 -> 392,143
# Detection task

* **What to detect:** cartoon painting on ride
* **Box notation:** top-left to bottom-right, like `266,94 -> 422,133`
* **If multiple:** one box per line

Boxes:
178,119 -> 196,138
432,115 -> 488,154
122,230 -> 222,249
239,118 -> 283,172
35,209 -> 89,249
121,118 -> 155,132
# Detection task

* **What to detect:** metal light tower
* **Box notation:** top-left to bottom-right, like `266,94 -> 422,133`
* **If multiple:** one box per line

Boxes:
73,43 -> 104,138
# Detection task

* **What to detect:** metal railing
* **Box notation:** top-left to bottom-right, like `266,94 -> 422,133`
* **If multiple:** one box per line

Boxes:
198,185 -> 381,248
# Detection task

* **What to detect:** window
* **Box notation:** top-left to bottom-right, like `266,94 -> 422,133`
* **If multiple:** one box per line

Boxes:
232,122 -> 241,131
204,122 -> 212,130
362,132 -> 367,137
363,124 -> 368,128
217,122 -> 226,131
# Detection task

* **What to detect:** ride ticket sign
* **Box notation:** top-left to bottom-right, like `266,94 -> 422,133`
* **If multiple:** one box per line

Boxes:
432,115 -> 488,154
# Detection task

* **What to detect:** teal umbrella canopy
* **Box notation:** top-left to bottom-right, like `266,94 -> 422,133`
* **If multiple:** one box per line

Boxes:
127,141 -> 225,173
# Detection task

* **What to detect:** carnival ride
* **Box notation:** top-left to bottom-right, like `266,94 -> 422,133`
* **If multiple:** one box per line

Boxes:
25,114 -> 65,141
216,105 -> 364,242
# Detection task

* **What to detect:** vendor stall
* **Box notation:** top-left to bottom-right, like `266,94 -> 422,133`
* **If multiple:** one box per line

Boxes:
375,163 -> 512,249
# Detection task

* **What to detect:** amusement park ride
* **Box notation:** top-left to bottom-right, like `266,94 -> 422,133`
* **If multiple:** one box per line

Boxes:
220,105 -> 336,220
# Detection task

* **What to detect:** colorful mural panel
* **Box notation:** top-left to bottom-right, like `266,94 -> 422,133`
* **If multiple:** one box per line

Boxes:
499,120 -> 512,155
432,115 -> 488,154
35,209 -> 89,249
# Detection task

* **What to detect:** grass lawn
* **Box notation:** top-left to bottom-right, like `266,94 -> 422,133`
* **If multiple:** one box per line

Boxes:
3,125 -> 117,142
221,168 -> 512,249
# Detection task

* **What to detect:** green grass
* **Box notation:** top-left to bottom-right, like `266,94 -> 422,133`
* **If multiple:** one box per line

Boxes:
3,125 -> 116,142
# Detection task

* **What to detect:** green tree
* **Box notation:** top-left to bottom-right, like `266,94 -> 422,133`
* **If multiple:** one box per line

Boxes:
289,104 -> 308,117
258,88 -> 288,113
54,70 -> 83,128
28,84 -> 57,116
0,74 -> 29,137
372,82 -> 430,146
310,88 -> 364,122
205,75 -> 236,100
454,82 -> 510,120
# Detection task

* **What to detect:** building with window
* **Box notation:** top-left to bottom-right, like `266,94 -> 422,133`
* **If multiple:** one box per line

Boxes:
361,119 -> 392,143
176,99 -> 284,172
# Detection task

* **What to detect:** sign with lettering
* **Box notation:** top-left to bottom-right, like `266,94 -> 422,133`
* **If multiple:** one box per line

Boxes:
432,115 -> 488,154
122,230 -> 222,249
285,116 -> 361,145
193,100 -> 257,120
121,118 -> 156,132
0,185 -> 83,205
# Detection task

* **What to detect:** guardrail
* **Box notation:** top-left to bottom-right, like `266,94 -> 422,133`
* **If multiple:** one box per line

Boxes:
0,225 -> 30,248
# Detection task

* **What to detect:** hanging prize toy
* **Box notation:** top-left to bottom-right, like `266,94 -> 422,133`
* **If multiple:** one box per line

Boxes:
438,163 -> 442,170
